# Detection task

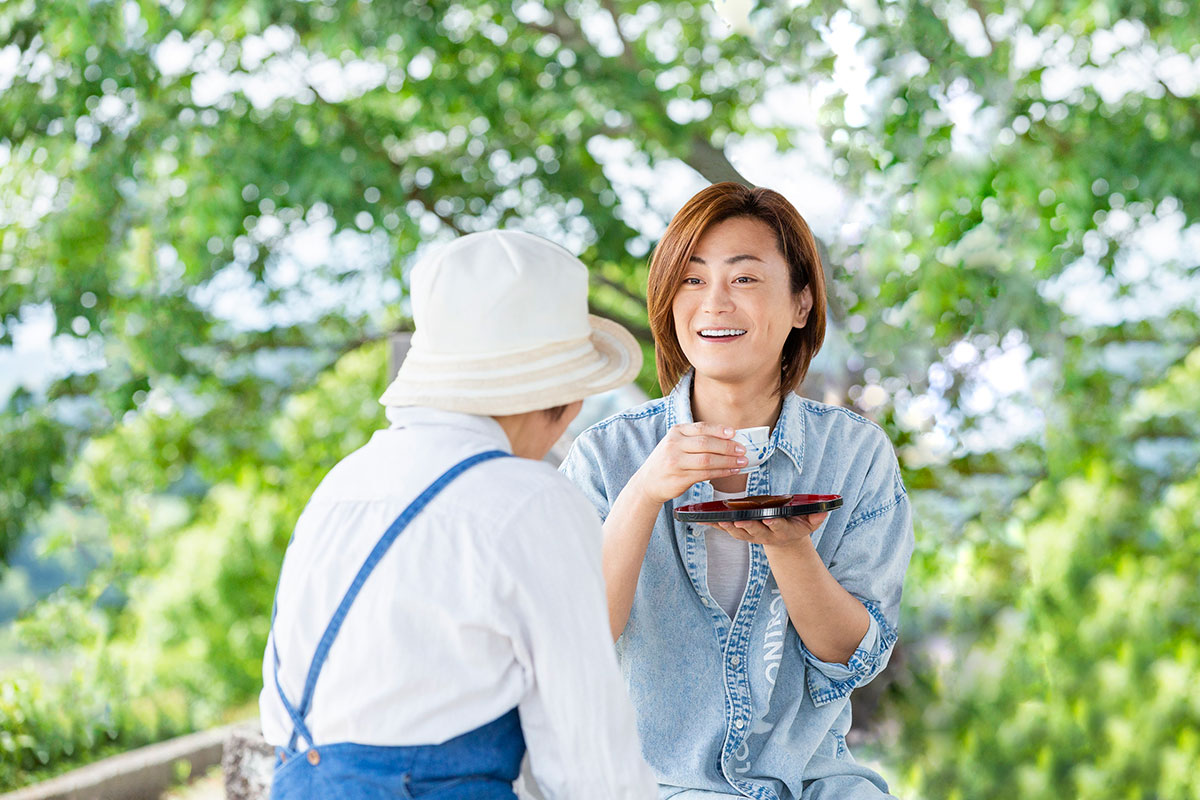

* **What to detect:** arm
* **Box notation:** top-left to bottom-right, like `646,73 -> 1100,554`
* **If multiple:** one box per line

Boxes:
716,444 -> 914,693
600,480 -> 663,641
715,512 -> 868,664
562,422 -> 748,641
495,485 -> 658,800
764,527 -> 870,665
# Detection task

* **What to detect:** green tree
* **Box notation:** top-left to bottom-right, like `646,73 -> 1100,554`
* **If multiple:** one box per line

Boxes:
1,0 -> 1198,796
794,1 -> 1200,797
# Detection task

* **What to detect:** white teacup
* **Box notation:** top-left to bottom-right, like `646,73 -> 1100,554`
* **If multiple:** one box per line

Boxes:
733,426 -> 771,473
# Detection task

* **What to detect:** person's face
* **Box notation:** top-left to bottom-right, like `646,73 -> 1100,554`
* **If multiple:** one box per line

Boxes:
671,216 -> 813,388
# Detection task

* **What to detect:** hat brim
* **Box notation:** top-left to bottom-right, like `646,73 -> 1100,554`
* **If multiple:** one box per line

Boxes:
379,314 -> 644,415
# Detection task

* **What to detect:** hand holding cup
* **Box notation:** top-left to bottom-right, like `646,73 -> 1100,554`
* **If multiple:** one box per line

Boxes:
630,422 -> 749,506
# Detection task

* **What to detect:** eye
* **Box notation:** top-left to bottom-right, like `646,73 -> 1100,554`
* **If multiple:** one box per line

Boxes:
682,276 -> 703,286
734,276 -> 757,284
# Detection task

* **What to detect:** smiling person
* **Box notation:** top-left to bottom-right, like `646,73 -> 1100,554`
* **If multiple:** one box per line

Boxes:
262,230 -> 658,799
560,183 -> 914,799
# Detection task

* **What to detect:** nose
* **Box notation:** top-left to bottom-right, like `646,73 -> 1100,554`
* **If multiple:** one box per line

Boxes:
700,282 -> 735,314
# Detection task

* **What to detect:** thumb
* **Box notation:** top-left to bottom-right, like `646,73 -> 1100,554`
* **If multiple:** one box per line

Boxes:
799,512 -> 829,531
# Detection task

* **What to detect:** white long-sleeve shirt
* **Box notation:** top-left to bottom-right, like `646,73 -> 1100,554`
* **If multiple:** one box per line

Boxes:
260,407 -> 657,800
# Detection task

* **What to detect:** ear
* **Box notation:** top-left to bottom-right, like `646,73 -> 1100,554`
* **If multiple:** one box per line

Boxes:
792,284 -> 814,329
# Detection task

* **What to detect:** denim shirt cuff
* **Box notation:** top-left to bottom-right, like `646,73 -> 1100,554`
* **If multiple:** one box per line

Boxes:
801,600 -> 898,708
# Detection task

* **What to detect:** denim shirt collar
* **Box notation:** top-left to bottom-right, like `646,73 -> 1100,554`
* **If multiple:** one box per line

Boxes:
666,369 -> 807,476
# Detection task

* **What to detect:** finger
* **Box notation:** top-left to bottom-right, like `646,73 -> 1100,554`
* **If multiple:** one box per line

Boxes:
677,452 -> 748,472
677,435 -> 746,457
678,422 -> 737,441
733,520 -> 772,538
724,526 -> 756,541
760,514 -> 829,538
761,517 -> 797,536
783,511 -> 829,532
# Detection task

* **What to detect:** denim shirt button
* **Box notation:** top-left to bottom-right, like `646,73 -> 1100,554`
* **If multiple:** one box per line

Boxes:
729,654 -> 741,666
734,718 -> 745,729
701,598 -> 710,607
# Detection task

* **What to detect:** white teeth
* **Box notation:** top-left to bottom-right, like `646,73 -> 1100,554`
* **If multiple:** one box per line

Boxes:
699,329 -> 747,337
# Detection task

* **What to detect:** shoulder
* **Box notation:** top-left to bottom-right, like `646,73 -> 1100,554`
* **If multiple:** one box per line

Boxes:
567,395 -> 670,461
579,395 -> 671,439
475,455 -> 586,506
793,396 -> 906,509
796,396 -> 895,456
564,396 -> 670,482
796,396 -> 885,435
464,458 -> 602,555
318,445 -> 583,515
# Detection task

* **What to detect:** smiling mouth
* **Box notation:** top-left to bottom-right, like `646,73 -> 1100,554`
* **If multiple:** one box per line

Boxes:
698,328 -> 747,342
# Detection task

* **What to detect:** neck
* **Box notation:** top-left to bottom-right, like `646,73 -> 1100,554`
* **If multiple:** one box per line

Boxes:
490,412 -> 539,460
690,370 -> 785,431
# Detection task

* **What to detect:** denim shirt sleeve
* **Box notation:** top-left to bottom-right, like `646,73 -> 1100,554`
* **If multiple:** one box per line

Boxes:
559,430 -> 613,522
801,442 -> 914,708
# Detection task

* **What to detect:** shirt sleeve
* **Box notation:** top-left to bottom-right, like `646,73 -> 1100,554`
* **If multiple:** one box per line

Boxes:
801,441 -> 914,708
488,481 -> 657,800
557,430 -> 614,522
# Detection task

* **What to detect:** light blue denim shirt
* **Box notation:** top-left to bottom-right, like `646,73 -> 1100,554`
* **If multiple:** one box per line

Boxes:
560,371 -> 914,799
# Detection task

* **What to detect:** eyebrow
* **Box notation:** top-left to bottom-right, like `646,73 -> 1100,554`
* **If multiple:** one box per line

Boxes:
688,254 -> 765,265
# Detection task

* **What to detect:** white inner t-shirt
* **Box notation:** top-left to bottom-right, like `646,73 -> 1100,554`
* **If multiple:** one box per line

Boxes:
706,487 -> 750,618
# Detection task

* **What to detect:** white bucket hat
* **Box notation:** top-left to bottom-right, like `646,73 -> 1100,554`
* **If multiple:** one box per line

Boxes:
380,229 -> 643,415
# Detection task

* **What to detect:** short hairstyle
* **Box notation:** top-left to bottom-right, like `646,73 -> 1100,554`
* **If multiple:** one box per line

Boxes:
542,404 -> 569,422
646,182 -> 827,397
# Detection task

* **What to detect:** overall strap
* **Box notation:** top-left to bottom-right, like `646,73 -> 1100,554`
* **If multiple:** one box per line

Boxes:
270,449 -> 511,751
269,538 -> 309,744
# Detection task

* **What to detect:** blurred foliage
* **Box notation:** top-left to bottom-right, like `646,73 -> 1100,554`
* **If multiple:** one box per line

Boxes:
0,660 -> 190,788
888,347 -> 1200,799
0,342 -> 386,787
1,0 -> 1198,796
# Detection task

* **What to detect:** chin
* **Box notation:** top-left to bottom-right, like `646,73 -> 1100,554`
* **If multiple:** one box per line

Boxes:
689,361 -> 756,385
688,352 -> 782,386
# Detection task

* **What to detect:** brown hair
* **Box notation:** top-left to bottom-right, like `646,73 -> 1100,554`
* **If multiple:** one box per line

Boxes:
542,404 -> 569,422
646,182 -> 827,397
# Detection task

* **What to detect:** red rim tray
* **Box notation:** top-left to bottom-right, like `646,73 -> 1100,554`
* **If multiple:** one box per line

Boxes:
673,494 -> 843,523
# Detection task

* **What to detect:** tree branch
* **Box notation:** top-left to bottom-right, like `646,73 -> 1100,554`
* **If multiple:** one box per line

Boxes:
588,300 -> 653,343
590,270 -> 647,305
966,0 -> 997,54
535,1 -> 754,192
310,86 -> 469,237
407,186 -> 468,236
599,0 -> 638,70
528,13 -> 588,55
686,135 -> 752,186
1156,78 -> 1200,131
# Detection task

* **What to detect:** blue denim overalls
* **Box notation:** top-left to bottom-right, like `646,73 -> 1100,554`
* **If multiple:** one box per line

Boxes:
269,450 -> 526,799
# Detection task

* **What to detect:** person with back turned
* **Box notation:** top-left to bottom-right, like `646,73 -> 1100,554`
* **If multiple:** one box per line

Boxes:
261,230 -> 658,799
